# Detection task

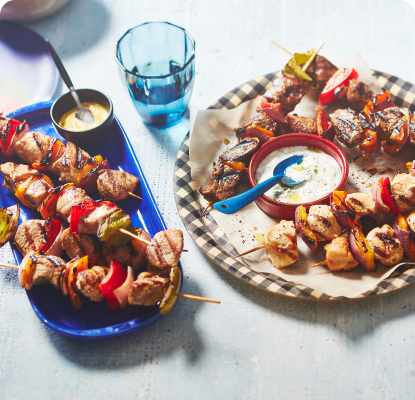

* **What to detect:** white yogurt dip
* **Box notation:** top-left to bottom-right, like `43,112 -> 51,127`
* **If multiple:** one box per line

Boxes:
255,146 -> 342,204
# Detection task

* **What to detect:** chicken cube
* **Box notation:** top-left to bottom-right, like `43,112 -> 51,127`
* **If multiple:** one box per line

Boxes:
323,236 -> 359,271
345,193 -> 376,217
307,205 -> 342,241
390,173 -> 415,213
366,225 -> 403,266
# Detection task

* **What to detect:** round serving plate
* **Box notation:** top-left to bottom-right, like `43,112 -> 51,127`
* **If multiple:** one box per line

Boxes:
174,70 -> 415,301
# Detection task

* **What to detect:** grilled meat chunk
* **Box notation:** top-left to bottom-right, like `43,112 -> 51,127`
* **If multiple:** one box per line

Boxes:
25,178 -> 52,209
97,170 -> 139,202
287,115 -> 317,134
128,272 -> 170,306
323,237 -> 358,271
262,73 -> 309,115
366,225 -> 403,266
199,161 -> 248,203
20,252 -> 66,288
390,173 -> 415,213
14,132 -> 51,165
76,266 -> 108,302
50,141 -> 90,184
219,137 -> 260,163
345,193 -> 376,217
61,228 -> 99,261
264,220 -> 298,269
330,108 -> 364,147
103,243 -> 132,267
0,162 -> 40,192
76,203 -> 116,235
408,111 -> 415,146
56,186 -> 92,221
307,205 -> 342,241
146,229 -> 184,277
372,107 -> 403,141
236,112 -> 280,144
306,55 -> 338,91
342,79 -> 374,111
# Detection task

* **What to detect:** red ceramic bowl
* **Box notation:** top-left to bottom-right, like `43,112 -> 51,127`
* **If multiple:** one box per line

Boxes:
249,133 -> 348,221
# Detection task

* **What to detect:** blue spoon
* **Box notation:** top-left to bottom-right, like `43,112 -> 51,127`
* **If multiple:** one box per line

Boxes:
213,154 -> 306,214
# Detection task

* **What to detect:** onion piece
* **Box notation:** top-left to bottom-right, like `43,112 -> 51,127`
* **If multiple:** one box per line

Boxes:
329,193 -> 352,229
113,266 -> 134,309
131,229 -> 151,270
78,159 -> 111,193
371,180 -> 389,213
393,218 -> 410,254
294,206 -> 318,253
348,230 -> 376,272
319,123 -> 335,142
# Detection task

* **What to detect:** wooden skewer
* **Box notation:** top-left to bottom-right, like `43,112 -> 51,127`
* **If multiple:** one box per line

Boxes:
310,260 -> 327,268
128,192 -> 142,200
177,293 -> 220,304
0,263 -> 19,270
119,228 -> 153,246
201,201 -> 213,216
234,244 -> 265,258
270,39 -> 294,56
302,41 -> 325,72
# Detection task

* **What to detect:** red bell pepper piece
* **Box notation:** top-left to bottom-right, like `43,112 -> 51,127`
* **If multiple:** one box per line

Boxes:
39,217 -> 62,253
316,108 -> 329,135
32,138 -> 65,171
39,183 -> 74,219
99,260 -> 128,311
70,200 -> 115,234
0,117 -> 27,157
318,68 -> 359,106
378,177 -> 400,214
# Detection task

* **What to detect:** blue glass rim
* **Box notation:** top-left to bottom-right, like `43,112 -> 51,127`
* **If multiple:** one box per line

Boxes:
115,21 -> 196,80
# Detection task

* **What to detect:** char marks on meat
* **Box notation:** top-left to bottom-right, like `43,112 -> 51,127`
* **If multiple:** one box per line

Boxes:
76,266 -> 108,302
199,161 -> 248,203
15,131 -> 51,165
342,79 -> 374,111
372,107 -> 403,141
97,170 -> 139,202
262,72 -> 309,115
236,111 -> 280,143
329,108 -> 364,147
305,55 -> 338,92
0,162 -> 40,192
219,137 -> 260,163
128,272 -> 171,306
287,115 -> 317,134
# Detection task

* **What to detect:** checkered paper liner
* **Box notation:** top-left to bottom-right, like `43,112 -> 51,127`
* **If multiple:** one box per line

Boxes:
174,70 -> 415,300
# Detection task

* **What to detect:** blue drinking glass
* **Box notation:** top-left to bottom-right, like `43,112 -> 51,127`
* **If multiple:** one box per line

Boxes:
116,22 -> 195,128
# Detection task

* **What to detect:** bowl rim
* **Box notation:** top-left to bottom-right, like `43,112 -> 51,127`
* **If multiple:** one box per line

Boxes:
248,133 -> 349,208
115,21 -> 196,80
50,88 -> 114,133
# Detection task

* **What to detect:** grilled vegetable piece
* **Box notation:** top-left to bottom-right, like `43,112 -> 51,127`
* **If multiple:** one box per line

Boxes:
0,205 -> 19,248
70,201 -> 116,235
264,220 -> 298,269
78,158 -> 110,193
319,68 -> 359,106
342,79 -> 374,111
329,108 -> 364,147
390,173 -> 415,213
99,259 -> 127,310
14,219 -> 64,258
18,251 -> 66,290
316,108 -> 335,141
236,111 -> 280,143
295,205 -> 318,252
307,205 -> 342,241
393,214 -> 415,260
97,208 -> 135,247
219,137 -> 260,163
199,161 -> 248,203
349,222 -> 377,272
322,236 -> 359,271
0,162 -> 40,193
408,112 -> 415,147
128,271 -> 171,306
56,185 -> 92,221
359,110 -> 379,154
146,229 -> 184,277
159,267 -> 181,315
372,107 -> 403,141
65,256 -> 89,309
76,266 -> 108,302
97,169 -> 139,202
330,190 -> 354,229
262,72 -> 309,115
287,114 -> 317,134
0,114 -> 29,158
305,55 -> 338,91
366,225 -> 403,266
365,91 -> 395,113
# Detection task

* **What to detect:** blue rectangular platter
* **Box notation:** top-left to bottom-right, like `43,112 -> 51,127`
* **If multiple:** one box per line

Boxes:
1,100 -> 180,340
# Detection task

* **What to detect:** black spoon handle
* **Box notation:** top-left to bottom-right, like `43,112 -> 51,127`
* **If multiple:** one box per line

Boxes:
45,39 -> 74,90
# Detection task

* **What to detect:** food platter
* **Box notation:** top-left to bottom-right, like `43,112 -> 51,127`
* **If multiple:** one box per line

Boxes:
1,100 -> 182,339
173,69 -> 415,300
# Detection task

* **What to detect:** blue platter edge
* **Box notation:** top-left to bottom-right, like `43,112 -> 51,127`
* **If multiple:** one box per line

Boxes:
1,100 -> 182,340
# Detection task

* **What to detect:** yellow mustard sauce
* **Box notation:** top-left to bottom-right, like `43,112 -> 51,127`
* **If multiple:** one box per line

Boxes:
59,102 -> 108,131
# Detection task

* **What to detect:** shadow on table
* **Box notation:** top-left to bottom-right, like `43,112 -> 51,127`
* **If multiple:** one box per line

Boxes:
26,0 -> 109,57
46,279 -> 204,369
205,257 -> 415,342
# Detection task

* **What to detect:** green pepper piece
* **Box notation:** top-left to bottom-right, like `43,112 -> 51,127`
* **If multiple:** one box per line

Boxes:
0,209 -> 12,243
97,209 -> 135,248
159,267 -> 181,315
284,49 -> 316,84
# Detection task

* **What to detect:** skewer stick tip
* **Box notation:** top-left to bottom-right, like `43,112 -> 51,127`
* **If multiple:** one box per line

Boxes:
0,262 -> 19,270
201,201 -> 213,216
270,39 -> 294,56
177,293 -> 220,304
119,228 -> 153,246
310,260 -> 327,268
128,192 -> 142,200
234,244 -> 265,258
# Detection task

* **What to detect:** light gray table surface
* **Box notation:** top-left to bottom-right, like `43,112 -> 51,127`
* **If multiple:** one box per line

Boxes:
1,1 -> 415,399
